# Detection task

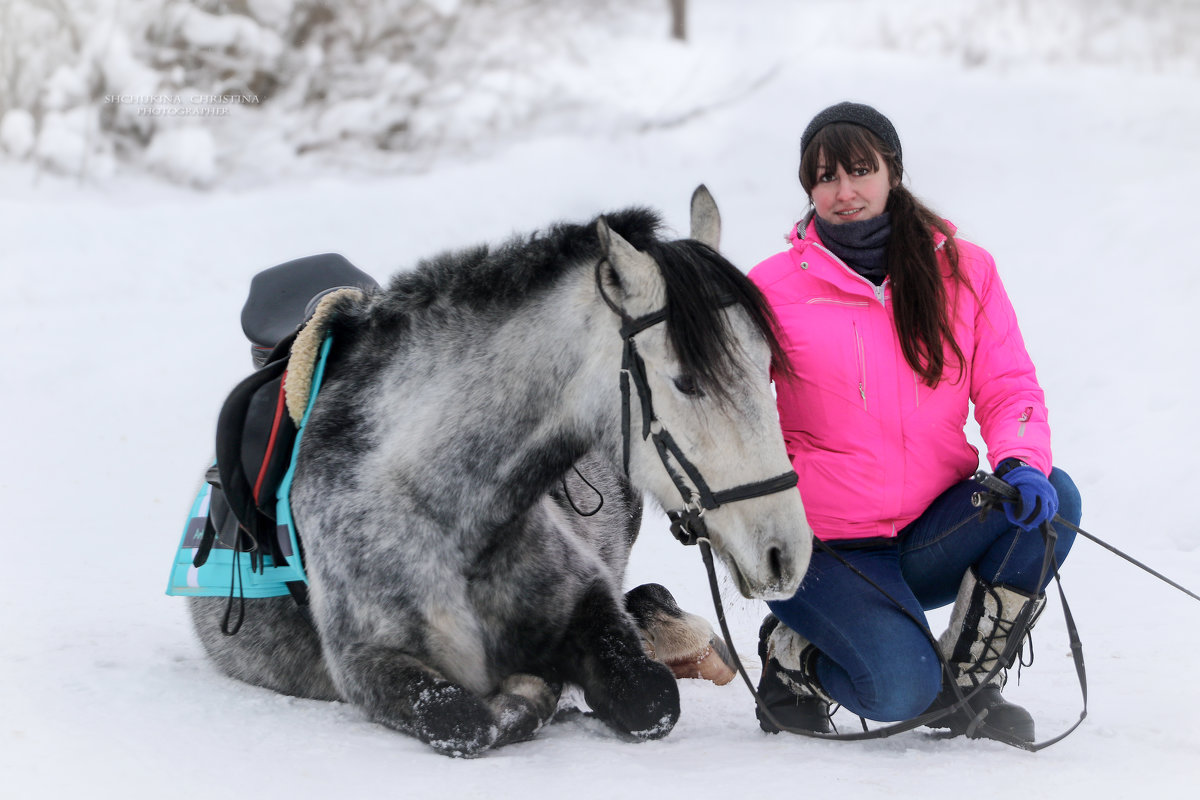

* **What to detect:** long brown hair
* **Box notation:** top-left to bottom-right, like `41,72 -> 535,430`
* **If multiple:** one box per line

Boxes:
798,123 -> 967,387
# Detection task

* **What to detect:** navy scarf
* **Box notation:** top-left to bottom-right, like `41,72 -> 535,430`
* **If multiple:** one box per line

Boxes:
814,212 -> 891,285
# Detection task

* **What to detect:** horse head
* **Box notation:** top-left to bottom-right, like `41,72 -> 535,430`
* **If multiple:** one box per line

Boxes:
595,187 -> 812,600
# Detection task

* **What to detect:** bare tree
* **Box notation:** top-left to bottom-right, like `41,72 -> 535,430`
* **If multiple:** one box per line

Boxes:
669,0 -> 686,41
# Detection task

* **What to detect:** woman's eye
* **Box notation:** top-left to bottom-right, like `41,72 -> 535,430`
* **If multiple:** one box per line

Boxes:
852,166 -> 870,177
818,172 -> 835,183
673,375 -> 704,397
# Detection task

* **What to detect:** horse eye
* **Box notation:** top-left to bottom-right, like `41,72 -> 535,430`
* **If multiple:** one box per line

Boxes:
672,375 -> 704,397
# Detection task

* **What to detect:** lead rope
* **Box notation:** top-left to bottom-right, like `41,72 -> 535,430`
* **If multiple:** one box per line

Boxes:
690,473 -> 1092,750
695,537 -> 1030,744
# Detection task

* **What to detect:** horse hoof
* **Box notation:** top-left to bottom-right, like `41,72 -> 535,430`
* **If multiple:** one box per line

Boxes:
664,636 -> 736,686
498,674 -> 561,722
486,674 -> 563,747
625,584 -> 736,686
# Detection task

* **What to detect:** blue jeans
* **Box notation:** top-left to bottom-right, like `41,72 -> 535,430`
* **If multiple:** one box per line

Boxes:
767,468 -> 1082,722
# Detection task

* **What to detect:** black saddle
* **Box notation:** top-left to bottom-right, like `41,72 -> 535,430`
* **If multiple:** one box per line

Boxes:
194,253 -> 381,630
242,253 -> 381,367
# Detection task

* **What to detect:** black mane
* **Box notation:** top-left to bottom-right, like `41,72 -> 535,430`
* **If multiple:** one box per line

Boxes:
352,205 -> 790,401
375,207 -> 666,316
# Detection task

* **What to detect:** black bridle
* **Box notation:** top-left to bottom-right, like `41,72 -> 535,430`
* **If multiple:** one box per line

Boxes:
597,259 -> 799,546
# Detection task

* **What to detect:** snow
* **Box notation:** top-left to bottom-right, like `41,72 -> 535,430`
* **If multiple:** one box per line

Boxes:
0,109 -> 36,158
144,126 -> 217,187
2,1 -> 1199,797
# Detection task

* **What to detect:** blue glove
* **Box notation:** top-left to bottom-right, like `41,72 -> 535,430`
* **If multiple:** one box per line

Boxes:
996,460 -> 1058,531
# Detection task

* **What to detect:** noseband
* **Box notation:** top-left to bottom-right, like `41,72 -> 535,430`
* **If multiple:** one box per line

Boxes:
598,258 -> 799,546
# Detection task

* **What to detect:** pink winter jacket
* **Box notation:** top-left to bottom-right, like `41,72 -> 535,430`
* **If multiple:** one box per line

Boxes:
749,218 -> 1052,542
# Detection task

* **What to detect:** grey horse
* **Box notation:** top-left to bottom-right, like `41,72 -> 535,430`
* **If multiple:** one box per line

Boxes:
188,188 -> 813,756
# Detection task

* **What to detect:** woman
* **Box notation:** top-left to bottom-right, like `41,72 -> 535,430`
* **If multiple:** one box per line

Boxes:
747,102 -> 1082,744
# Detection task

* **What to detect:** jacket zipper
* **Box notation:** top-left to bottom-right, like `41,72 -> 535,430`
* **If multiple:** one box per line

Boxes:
854,322 -> 867,409
1018,406 -> 1032,437
810,242 -> 888,308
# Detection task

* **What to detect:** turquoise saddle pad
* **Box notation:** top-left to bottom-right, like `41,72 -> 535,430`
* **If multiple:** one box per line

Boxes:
166,337 -> 332,598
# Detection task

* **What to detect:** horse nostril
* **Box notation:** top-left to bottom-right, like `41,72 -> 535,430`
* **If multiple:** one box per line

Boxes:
767,545 -> 784,582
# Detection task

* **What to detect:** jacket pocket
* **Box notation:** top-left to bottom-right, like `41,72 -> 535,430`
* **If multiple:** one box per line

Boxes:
807,298 -> 870,308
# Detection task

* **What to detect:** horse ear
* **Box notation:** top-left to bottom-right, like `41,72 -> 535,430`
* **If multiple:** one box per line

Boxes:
689,184 -> 721,250
596,218 -> 665,316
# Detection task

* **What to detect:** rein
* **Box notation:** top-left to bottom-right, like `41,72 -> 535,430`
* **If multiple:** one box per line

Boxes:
697,463 -> 1200,746
688,472 -> 1089,751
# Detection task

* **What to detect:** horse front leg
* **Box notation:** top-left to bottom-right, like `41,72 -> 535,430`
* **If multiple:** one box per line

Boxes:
560,582 -> 681,740
336,643 -> 501,757
336,644 -> 560,757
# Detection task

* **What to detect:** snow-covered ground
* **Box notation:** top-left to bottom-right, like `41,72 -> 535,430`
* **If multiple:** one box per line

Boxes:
3,1 -> 1199,797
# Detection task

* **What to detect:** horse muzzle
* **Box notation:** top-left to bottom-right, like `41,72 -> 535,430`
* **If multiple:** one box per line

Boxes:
702,510 -> 812,601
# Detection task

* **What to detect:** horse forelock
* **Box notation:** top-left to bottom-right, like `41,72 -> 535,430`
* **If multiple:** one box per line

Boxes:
646,239 -> 793,405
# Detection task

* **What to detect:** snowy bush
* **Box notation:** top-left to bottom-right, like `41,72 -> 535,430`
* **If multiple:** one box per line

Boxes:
0,0 -> 674,185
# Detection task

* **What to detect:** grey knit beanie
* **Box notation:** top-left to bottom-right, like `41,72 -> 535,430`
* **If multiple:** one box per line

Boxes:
800,102 -> 902,165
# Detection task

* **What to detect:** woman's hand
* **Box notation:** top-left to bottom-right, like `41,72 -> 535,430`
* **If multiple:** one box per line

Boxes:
997,460 -> 1059,531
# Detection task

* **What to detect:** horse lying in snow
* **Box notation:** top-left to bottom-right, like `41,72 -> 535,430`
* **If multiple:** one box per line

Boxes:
187,188 -> 812,756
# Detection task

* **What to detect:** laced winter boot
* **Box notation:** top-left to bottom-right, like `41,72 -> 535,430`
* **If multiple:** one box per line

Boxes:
925,568 -> 1046,744
755,614 -> 833,734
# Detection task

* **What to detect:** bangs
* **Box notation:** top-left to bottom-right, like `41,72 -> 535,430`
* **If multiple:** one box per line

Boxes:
799,123 -> 891,193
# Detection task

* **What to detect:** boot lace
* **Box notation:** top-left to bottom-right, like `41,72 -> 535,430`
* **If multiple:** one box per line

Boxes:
962,610 -> 1037,686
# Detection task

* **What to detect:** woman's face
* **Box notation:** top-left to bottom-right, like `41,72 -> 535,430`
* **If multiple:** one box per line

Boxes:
810,148 -> 893,225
